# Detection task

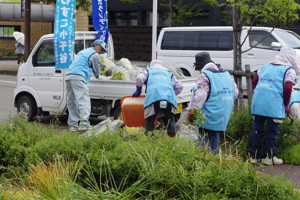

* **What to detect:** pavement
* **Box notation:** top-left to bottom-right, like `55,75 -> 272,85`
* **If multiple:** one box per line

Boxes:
0,60 -> 19,75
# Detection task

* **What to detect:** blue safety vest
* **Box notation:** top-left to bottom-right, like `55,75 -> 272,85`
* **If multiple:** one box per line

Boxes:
196,70 -> 235,131
251,64 -> 291,119
66,48 -> 96,84
289,91 -> 300,107
144,68 -> 177,109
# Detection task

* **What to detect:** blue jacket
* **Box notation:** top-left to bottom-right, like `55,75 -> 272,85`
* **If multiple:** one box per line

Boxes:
289,91 -> 300,107
144,68 -> 177,109
66,48 -> 97,84
196,70 -> 235,131
251,64 -> 291,119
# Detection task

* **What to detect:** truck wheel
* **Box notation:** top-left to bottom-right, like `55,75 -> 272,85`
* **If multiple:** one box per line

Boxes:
175,113 -> 181,123
17,95 -> 37,121
113,106 -> 121,120
181,68 -> 191,77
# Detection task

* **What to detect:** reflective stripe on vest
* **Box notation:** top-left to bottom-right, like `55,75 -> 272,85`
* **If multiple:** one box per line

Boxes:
198,70 -> 235,131
251,64 -> 291,119
66,48 -> 96,84
144,68 -> 177,109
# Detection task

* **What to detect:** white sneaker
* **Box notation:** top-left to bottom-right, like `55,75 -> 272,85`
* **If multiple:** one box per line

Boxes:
262,156 -> 283,165
262,157 -> 272,165
250,158 -> 261,164
272,156 -> 283,165
70,126 -> 77,132
78,125 -> 92,131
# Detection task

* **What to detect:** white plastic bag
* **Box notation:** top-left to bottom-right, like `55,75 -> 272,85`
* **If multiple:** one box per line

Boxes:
112,65 -> 131,81
116,58 -> 134,71
177,124 -> 199,141
164,65 -> 186,79
100,57 -> 115,76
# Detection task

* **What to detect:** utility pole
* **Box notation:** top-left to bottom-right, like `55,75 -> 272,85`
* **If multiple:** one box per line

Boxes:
24,0 -> 31,61
152,0 -> 157,60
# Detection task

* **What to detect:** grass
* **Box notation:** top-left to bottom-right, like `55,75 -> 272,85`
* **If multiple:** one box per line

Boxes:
0,114 -> 299,199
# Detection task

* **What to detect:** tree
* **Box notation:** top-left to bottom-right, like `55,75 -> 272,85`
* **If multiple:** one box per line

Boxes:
223,0 -> 300,107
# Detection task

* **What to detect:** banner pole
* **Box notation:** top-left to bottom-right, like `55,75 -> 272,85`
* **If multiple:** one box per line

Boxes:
106,0 -> 109,58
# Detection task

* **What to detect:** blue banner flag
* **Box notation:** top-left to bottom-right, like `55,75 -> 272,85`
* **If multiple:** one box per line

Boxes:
54,0 -> 76,69
92,0 -> 110,47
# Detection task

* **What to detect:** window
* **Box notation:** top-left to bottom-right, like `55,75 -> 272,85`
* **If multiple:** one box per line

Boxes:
161,31 -> 233,51
249,30 -> 278,49
110,12 -> 138,26
0,26 -> 21,38
35,42 -> 55,67
74,39 -> 95,54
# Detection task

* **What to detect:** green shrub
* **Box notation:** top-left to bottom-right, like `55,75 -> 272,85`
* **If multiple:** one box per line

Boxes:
226,105 -> 300,159
280,143 -> 300,165
0,47 -> 17,57
0,115 -> 55,175
0,116 -> 299,199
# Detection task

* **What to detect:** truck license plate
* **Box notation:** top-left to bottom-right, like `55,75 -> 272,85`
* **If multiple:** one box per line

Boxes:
176,103 -> 182,113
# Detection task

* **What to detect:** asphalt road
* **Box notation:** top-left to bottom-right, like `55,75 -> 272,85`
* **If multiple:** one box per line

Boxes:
0,74 -> 106,129
0,75 -> 17,124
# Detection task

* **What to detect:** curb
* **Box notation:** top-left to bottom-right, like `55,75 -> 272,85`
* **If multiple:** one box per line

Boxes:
0,69 -> 18,75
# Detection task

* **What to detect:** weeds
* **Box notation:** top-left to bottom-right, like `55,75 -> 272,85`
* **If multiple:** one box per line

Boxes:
0,114 -> 299,199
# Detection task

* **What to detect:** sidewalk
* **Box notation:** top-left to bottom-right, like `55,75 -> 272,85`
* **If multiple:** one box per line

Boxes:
0,60 -> 19,75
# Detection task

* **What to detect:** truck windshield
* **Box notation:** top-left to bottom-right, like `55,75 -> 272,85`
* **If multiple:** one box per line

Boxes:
274,30 -> 300,48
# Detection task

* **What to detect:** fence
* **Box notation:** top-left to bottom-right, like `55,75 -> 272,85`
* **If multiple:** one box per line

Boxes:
227,64 -> 256,107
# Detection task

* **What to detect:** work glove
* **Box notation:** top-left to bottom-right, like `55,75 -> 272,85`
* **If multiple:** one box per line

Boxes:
188,111 -> 193,123
132,86 -> 142,98
285,105 -> 290,114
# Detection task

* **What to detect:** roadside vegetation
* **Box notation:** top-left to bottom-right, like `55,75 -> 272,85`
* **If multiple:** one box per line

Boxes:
0,111 -> 299,199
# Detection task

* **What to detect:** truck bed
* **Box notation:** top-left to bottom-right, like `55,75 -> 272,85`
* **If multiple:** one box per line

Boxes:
88,77 -> 197,104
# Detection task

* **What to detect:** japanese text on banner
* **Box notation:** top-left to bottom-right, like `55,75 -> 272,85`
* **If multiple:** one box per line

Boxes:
92,0 -> 110,46
54,0 -> 76,69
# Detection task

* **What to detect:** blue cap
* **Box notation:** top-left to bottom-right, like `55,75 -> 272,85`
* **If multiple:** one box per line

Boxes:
93,39 -> 107,53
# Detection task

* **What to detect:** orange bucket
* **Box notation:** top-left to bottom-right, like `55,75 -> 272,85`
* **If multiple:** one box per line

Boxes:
121,95 -> 146,127
121,96 -> 157,127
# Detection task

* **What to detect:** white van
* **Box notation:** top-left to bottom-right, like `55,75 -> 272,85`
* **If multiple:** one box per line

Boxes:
156,26 -> 300,88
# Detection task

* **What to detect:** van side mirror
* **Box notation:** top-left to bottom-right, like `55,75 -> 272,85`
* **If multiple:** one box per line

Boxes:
271,42 -> 282,48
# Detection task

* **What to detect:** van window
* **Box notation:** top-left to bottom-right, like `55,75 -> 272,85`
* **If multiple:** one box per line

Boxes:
274,30 -> 300,48
249,30 -> 278,49
161,31 -> 233,51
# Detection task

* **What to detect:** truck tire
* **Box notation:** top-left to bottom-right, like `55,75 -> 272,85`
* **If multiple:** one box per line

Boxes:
175,113 -> 181,123
181,68 -> 191,77
17,95 -> 37,121
113,106 -> 121,120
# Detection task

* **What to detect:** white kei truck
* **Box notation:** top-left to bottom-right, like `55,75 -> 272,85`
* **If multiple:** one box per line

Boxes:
13,31 -> 197,121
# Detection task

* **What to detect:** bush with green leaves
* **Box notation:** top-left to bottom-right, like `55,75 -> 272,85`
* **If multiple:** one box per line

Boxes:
0,47 -> 17,57
0,114 -> 299,199
226,106 -> 300,161
280,143 -> 300,165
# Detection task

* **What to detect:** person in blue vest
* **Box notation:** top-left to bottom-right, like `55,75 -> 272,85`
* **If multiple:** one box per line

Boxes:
188,52 -> 238,155
248,48 -> 299,165
65,39 -> 106,132
132,60 -> 183,137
